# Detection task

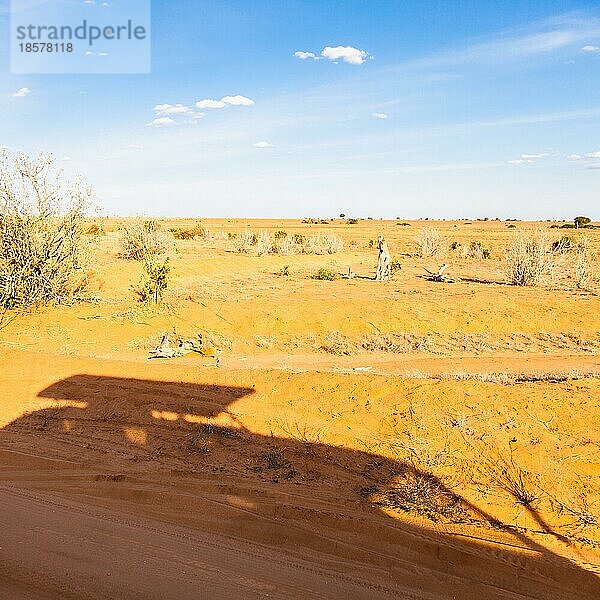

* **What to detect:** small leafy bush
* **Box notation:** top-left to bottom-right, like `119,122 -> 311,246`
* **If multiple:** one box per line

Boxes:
135,257 -> 170,304
311,268 -> 338,281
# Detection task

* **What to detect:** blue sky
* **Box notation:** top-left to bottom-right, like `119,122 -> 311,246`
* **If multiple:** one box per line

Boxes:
1,0 -> 600,218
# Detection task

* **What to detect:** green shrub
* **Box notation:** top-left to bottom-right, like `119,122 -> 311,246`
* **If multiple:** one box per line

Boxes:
135,257 -> 170,304
311,268 -> 338,281
169,222 -> 205,240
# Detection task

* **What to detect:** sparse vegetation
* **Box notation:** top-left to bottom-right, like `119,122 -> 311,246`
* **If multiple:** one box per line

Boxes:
119,218 -> 171,260
0,151 -> 92,314
85,222 -> 106,236
169,222 -> 205,240
574,237 -> 596,290
303,233 -> 343,254
321,330 -> 353,354
233,229 -> 256,253
484,452 -> 539,507
551,235 -> 574,253
135,256 -> 170,304
256,230 -> 273,256
373,470 -> 466,522
311,267 -> 338,281
505,230 -> 555,286
414,227 -> 444,257
390,258 -> 402,273
232,231 -> 342,256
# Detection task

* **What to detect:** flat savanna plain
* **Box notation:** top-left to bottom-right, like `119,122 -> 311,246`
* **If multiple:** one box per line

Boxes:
1,218 -> 600,599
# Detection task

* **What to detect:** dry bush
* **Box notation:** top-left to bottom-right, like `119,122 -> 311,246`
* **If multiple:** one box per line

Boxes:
119,219 -> 171,260
0,151 -> 92,315
414,227 -> 444,257
276,237 -> 299,256
453,240 -> 490,259
85,222 -> 105,236
233,230 -> 255,253
321,330 -> 353,355
169,221 -> 205,240
256,230 -> 273,256
483,452 -> 539,507
549,489 -> 599,530
373,470 -> 466,522
505,230 -> 556,286
303,233 -> 343,255
230,230 -> 343,256
574,237 -> 596,290
551,235 -> 574,253
359,332 -> 437,353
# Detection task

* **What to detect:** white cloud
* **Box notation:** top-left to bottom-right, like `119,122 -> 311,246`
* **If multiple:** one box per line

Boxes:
585,163 -> 600,169
507,158 -> 532,165
520,152 -> 549,159
567,154 -> 582,160
195,99 -> 226,109
321,46 -> 369,65
146,117 -> 176,127
585,150 -> 600,158
60,156 -> 72,161
253,141 -> 275,148
582,45 -> 600,53
222,95 -> 254,106
294,51 -> 319,60
153,103 -> 191,115
372,112 -> 388,119
195,95 -> 254,109
12,87 -> 31,98
127,144 -> 144,150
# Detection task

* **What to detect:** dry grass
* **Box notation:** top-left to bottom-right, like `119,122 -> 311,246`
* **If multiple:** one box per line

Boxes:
414,227 -> 444,257
119,219 -> 171,260
574,237 -> 597,290
169,222 -> 205,240
455,240 -> 491,259
303,233 -> 343,255
321,330 -> 353,355
373,470 -> 466,522
482,452 -> 539,507
505,230 -> 556,286
233,230 -> 255,253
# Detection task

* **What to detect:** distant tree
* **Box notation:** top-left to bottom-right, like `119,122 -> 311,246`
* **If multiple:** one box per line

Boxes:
339,213 -> 345,218
575,216 -> 591,229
